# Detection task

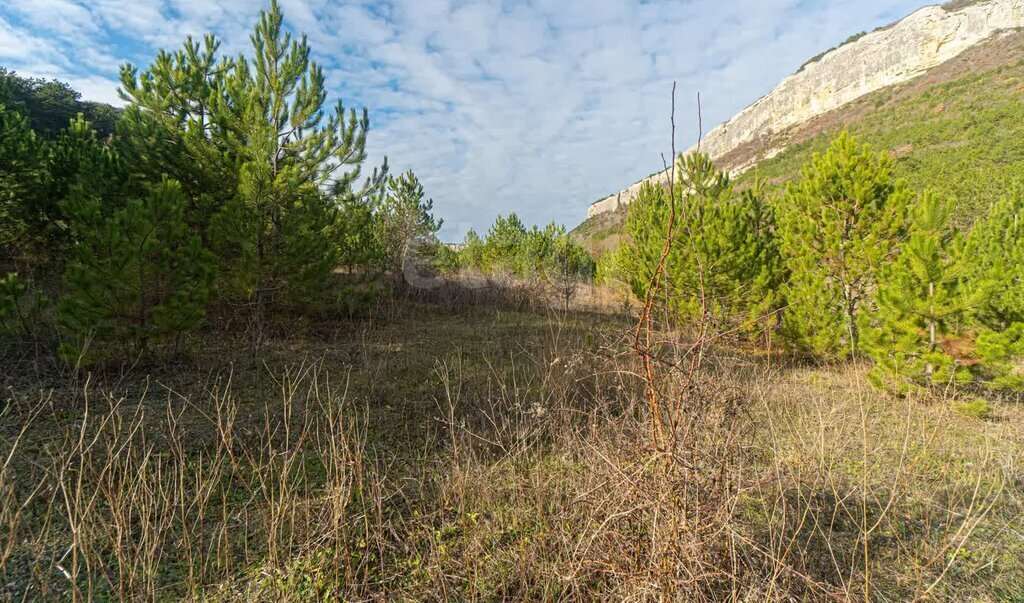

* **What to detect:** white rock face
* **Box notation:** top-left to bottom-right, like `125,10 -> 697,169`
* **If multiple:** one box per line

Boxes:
587,0 -> 1024,219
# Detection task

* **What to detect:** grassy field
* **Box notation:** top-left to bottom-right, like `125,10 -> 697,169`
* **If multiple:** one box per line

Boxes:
1,291 -> 1021,601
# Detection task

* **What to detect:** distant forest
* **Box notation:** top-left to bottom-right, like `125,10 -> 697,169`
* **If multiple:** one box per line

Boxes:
0,68 -> 120,138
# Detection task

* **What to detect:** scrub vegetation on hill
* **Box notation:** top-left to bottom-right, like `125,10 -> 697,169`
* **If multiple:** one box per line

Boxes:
576,30 -> 1024,249
943,0 -> 992,11
742,55 -> 1024,226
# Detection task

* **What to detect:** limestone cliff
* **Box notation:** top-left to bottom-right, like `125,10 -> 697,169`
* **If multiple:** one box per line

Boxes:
587,0 -> 1024,219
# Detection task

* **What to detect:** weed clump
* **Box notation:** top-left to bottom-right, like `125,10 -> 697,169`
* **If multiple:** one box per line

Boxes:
953,397 -> 993,420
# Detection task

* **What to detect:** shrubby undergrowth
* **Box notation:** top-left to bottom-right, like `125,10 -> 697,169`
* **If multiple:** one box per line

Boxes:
2,305 -> 1017,601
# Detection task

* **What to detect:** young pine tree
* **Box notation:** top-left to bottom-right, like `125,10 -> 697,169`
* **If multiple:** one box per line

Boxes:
595,246 -> 630,301
59,177 -> 212,359
963,190 -> 1024,331
376,170 -> 443,276
964,190 -> 1024,390
121,1 -> 386,328
613,153 -> 781,337
50,115 -> 132,231
976,324 -> 1024,391
2,113 -> 131,263
117,34 -> 239,230
778,132 -> 912,358
673,154 -> 781,334
214,3 -> 371,320
335,191 -> 384,275
433,243 -> 461,274
0,104 -> 48,260
612,181 -> 668,302
546,235 -> 595,312
459,229 -> 487,271
482,214 -> 528,274
859,193 -> 973,390
520,222 -> 564,277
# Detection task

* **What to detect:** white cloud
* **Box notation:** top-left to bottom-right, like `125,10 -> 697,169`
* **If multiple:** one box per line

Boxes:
65,75 -> 126,106
0,0 -> 934,238
0,16 -> 63,62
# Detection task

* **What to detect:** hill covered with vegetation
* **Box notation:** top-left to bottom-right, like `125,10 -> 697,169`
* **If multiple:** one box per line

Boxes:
575,28 -> 1024,251
737,29 -> 1024,226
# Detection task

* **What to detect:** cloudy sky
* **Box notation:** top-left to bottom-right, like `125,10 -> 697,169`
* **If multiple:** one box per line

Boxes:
0,0 -> 934,239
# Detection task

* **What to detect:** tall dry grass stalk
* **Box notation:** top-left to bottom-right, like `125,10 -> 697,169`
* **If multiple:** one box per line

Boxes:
0,362 -> 381,601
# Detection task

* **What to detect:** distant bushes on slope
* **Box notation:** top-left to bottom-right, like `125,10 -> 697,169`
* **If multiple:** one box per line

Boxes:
797,31 -> 868,73
451,213 -> 597,310
746,58 -> 1024,227
0,68 -> 119,138
942,0 -> 989,12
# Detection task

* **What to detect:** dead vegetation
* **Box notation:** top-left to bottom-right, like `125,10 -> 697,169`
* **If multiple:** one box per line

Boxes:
1,297 -> 1020,601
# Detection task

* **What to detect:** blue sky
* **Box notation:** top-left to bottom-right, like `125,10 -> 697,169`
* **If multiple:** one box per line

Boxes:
0,0 -> 934,240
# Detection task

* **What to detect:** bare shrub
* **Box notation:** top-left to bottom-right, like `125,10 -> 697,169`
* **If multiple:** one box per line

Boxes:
0,363 -> 379,601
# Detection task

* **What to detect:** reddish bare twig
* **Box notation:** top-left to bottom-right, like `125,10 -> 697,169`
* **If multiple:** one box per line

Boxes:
632,82 -> 679,448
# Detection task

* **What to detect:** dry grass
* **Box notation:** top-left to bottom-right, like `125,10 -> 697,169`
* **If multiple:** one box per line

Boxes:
744,363 -> 1023,601
1,300 -> 1021,601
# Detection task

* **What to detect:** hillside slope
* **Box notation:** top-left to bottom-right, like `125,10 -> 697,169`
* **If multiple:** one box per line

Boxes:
736,29 -> 1024,225
575,1 -> 1024,253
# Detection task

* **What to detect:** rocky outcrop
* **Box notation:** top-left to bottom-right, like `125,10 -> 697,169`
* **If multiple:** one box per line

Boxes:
587,0 -> 1024,218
